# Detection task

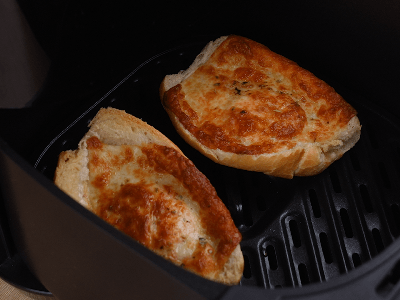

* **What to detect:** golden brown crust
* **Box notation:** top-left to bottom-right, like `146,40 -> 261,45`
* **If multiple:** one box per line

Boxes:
160,35 -> 361,178
54,107 -> 243,284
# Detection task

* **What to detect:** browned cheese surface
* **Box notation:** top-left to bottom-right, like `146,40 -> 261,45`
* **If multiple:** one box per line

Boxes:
86,136 -> 241,279
163,35 -> 357,155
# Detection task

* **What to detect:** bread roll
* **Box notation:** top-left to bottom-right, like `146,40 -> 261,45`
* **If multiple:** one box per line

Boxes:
54,107 -> 244,285
160,35 -> 361,179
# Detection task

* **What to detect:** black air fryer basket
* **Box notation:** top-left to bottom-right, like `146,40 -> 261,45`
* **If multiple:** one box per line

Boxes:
2,0 -> 400,299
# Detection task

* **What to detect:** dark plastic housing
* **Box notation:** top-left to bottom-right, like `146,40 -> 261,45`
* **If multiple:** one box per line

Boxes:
1,0 -> 400,299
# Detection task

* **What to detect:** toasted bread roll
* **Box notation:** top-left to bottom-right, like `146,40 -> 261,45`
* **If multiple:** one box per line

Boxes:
160,35 -> 361,179
54,107 -> 243,285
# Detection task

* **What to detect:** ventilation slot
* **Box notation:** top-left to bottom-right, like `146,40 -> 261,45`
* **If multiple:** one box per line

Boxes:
329,167 -> 342,193
243,254 -> 252,279
263,245 -> 278,270
340,208 -> 353,238
289,220 -> 302,248
379,162 -> 391,189
389,204 -> 400,238
352,253 -> 362,268
309,189 -> 321,218
359,184 -> 374,213
376,259 -> 400,297
372,228 -> 384,254
298,264 -> 310,285
319,232 -> 333,264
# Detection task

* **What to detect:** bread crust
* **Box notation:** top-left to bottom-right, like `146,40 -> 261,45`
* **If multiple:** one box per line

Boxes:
160,35 -> 361,178
54,107 -> 243,285
54,149 -> 89,208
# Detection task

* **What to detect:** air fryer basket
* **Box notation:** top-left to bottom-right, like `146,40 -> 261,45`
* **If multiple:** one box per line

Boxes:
33,41 -> 400,284
2,0 -> 400,299
20,41 -> 400,298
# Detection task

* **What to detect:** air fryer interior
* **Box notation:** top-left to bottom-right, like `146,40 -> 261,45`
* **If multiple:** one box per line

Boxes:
1,0 -> 400,299
32,41 -> 400,289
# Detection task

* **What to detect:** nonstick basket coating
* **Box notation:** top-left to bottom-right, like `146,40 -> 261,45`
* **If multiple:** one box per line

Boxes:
26,39 -> 400,296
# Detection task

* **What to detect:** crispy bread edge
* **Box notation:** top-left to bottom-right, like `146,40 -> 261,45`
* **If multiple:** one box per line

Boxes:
54,148 -> 90,208
163,105 -> 361,178
159,36 -> 228,99
217,245 -> 244,285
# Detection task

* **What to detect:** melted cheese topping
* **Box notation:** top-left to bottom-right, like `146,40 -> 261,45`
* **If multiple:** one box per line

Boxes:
86,136 -> 241,279
163,35 -> 357,155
